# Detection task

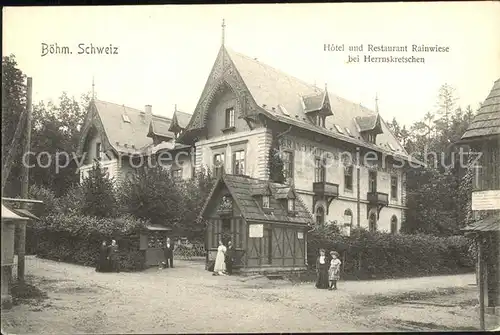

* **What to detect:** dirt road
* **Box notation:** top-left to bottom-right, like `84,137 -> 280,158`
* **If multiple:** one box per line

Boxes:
1,256 -> 495,333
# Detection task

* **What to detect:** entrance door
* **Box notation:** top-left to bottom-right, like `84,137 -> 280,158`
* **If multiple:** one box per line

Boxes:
262,228 -> 272,265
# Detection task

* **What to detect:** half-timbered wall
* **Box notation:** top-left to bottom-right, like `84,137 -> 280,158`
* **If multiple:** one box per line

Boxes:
246,222 -> 306,268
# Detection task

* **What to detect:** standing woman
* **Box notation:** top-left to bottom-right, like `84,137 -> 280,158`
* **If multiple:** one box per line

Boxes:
315,248 -> 329,289
213,240 -> 227,276
96,240 -> 109,272
328,251 -> 342,290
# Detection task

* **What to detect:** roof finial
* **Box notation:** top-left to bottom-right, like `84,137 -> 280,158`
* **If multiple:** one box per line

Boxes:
174,104 -> 177,112
375,93 -> 379,113
325,82 -> 328,92
92,76 -> 95,101
221,18 -> 226,46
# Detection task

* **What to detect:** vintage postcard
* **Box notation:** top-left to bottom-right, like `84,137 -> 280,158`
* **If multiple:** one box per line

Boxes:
2,2 -> 500,333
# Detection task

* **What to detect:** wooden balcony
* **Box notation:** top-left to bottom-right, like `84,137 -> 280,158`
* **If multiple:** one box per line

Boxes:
313,182 -> 339,197
312,182 -> 339,215
217,208 -> 233,216
367,192 -> 389,206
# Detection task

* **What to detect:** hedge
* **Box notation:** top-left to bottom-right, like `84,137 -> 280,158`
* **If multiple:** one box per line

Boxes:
28,214 -> 149,271
308,227 -> 475,280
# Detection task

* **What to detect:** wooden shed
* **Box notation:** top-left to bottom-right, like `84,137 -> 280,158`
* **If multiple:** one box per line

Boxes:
201,174 -> 314,274
1,203 -> 28,308
459,78 -> 500,329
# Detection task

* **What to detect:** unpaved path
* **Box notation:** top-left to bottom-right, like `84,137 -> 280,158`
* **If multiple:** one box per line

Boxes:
1,256 -> 489,334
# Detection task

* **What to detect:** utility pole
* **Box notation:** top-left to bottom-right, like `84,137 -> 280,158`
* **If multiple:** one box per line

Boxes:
17,77 -> 33,283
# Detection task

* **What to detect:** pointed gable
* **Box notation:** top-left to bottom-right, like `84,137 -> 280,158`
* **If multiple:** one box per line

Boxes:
182,45 -> 412,160
168,109 -> 192,134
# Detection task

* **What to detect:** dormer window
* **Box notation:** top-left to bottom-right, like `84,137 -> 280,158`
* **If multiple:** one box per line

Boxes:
122,114 -> 131,123
367,133 -> 376,144
287,198 -> 295,212
316,115 -> 326,128
262,195 -> 270,209
225,107 -> 235,128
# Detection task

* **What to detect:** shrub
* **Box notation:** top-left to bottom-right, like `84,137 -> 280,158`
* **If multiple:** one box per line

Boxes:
32,214 -> 148,271
58,184 -> 84,215
81,162 -> 118,218
308,227 -> 474,280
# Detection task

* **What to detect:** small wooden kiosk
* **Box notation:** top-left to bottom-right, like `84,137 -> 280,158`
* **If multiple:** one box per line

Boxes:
1,203 -> 28,308
201,174 -> 313,274
459,78 -> 500,329
139,224 -> 173,267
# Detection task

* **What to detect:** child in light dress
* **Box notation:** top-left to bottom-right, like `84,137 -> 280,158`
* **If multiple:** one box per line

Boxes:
328,251 -> 341,290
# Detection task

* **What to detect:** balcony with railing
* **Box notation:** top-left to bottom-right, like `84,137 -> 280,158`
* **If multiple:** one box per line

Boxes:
367,192 -> 389,206
313,182 -> 339,197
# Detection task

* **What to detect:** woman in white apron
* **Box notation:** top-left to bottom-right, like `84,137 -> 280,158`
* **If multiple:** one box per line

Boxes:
213,240 -> 227,275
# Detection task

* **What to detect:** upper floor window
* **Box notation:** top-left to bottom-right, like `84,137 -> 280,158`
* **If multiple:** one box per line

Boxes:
282,151 -> 294,181
233,150 -> 245,175
344,165 -> 353,191
368,170 -> 377,193
390,175 -> 398,200
213,153 -> 225,177
225,107 -> 235,128
287,198 -> 296,212
314,157 -> 326,182
262,195 -> 270,209
96,143 -> 102,160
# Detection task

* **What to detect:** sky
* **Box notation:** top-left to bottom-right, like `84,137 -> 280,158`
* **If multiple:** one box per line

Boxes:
3,2 -> 500,127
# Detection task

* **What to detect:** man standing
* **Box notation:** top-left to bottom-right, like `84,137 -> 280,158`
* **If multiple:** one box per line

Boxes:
108,239 -> 120,273
225,240 -> 235,275
163,237 -> 174,268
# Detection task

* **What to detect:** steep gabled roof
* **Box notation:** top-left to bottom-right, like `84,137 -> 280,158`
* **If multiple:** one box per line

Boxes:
461,78 -> 500,140
201,174 -> 313,225
168,110 -> 192,133
93,100 -> 153,152
78,100 -> 179,156
182,46 -> 414,162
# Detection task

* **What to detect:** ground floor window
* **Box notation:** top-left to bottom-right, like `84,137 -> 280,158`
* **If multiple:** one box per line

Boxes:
369,212 -> 377,233
390,216 -> 398,234
316,206 -> 325,226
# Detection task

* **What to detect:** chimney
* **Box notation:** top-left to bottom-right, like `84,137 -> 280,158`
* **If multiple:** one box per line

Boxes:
144,105 -> 152,115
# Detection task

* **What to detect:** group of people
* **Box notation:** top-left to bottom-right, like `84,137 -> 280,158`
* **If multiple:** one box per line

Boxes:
315,249 -> 342,290
95,239 -> 120,273
213,240 -> 235,276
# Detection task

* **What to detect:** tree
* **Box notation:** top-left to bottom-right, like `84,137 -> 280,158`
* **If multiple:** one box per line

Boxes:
117,166 -> 181,227
30,92 -> 90,196
2,55 -> 27,196
81,162 -> 118,218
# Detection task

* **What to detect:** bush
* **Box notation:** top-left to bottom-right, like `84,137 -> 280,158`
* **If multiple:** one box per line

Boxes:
308,227 -> 474,280
31,214 -> 148,271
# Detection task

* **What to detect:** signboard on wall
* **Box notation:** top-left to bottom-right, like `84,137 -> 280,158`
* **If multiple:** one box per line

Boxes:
297,231 -> 304,239
249,224 -> 263,238
472,190 -> 500,210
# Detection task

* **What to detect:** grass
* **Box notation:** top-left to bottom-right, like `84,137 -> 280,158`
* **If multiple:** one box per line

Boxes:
11,281 -> 48,305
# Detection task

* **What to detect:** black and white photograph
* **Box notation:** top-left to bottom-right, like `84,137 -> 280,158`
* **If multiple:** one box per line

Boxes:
1,2 -> 499,333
